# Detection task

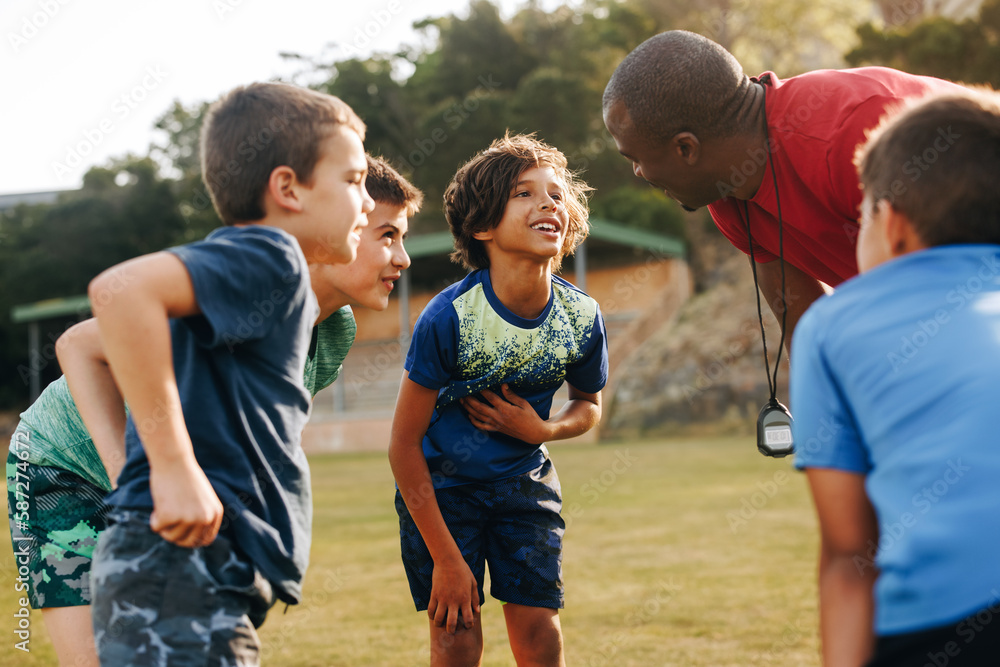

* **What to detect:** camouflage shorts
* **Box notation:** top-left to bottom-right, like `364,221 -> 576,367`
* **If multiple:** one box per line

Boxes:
91,510 -> 274,667
396,458 -> 565,611
6,450 -> 111,608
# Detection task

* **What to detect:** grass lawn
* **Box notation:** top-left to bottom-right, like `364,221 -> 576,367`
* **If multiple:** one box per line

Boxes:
0,436 -> 821,666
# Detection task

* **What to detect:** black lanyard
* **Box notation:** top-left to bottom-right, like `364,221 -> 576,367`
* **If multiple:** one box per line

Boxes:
738,84 -> 794,457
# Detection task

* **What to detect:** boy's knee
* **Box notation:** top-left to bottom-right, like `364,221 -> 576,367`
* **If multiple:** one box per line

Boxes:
506,607 -> 563,664
430,622 -> 483,667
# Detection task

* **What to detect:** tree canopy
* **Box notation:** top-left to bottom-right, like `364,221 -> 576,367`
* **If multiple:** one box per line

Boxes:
1,0 -> 989,407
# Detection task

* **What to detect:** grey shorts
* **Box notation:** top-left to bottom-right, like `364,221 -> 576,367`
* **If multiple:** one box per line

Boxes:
91,510 -> 275,666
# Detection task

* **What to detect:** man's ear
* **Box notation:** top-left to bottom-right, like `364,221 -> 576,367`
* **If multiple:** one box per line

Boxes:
673,132 -> 701,165
267,166 -> 304,213
884,204 -> 928,257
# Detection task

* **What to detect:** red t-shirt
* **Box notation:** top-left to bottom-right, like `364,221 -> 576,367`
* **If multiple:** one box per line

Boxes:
708,67 -> 965,287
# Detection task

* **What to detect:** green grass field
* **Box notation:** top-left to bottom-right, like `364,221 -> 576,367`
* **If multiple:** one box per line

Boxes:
0,437 -> 822,666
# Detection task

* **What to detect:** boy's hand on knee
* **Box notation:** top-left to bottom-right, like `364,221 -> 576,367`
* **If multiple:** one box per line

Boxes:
149,458 -> 224,548
461,384 -> 550,445
428,559 -> 481,634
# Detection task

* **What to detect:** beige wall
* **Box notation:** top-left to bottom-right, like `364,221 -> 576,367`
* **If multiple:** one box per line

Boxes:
352,257 -> 684,343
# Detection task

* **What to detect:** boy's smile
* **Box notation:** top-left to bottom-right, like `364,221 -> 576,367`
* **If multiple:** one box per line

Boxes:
313,201 -> 411,316
477,165 -> 569,264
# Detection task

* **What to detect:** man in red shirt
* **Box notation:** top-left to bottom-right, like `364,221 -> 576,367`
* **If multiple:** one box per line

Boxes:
603,30 -> 964,348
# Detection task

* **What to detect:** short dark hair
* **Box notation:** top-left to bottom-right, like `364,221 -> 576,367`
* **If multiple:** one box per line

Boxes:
603,30 -> 754,143
365,156 -> 423,217
857,88 -> 1000,247
444,133 -> 591,272
201,82 -> 366,225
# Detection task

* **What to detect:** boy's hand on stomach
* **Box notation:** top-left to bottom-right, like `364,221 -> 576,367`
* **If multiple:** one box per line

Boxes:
460,384 -> 551,445
149,458 -> 224,548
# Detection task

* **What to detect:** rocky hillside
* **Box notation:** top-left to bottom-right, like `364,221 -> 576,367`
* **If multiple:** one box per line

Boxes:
603,216 -> 790,438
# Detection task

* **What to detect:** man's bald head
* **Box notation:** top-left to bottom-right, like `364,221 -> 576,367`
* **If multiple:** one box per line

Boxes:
603,31 -> 754,144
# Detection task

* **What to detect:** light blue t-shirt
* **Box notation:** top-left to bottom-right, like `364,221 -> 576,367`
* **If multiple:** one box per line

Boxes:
109,225 -> 319,605
792,244 -> 1000,635
405,269 -> 608,488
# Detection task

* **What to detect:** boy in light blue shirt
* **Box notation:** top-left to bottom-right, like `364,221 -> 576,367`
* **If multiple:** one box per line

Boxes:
792,89 -> 1000,667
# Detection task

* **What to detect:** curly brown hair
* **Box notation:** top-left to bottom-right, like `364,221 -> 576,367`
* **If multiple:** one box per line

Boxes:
444,133 -> 591,271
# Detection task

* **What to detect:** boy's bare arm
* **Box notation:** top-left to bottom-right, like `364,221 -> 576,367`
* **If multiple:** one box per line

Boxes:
388,374 -> 480,634
460,383 -> 601,444
806,467 -> 878,667
89,252 -> 222,548
56,319 -> 127,486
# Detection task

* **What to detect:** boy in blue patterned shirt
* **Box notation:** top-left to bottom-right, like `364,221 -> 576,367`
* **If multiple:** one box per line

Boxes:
389,134 -> 608,667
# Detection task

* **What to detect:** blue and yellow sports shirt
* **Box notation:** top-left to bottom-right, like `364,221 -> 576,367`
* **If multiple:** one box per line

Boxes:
405,269 -> 608,488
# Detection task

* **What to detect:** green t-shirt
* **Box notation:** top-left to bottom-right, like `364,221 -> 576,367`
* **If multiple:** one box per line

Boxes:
302,306 -> 356,397
12,376 -> 113,491
10,306 -> 357,489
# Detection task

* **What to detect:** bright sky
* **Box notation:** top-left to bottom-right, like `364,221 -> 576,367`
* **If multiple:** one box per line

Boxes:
0,0 -> 561,196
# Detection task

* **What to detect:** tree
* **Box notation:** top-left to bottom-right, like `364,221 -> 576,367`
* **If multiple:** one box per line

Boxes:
633,0 -> 871,74
0,156 -> 186,407
847,0 -> 1000,86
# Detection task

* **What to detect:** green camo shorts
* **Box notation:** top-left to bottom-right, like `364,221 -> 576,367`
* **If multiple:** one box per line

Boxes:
6,448 -> 110,608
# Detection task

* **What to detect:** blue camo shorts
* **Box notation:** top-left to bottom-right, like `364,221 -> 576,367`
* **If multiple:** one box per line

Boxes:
6,449 -> 111,608
396,458 -> 565,611
91,510 -> 275,667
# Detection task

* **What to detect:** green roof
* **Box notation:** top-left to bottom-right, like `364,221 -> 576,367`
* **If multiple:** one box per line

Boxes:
10,220 -> 683,324
11,295 -> 91,324
400,218 -> 684,259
